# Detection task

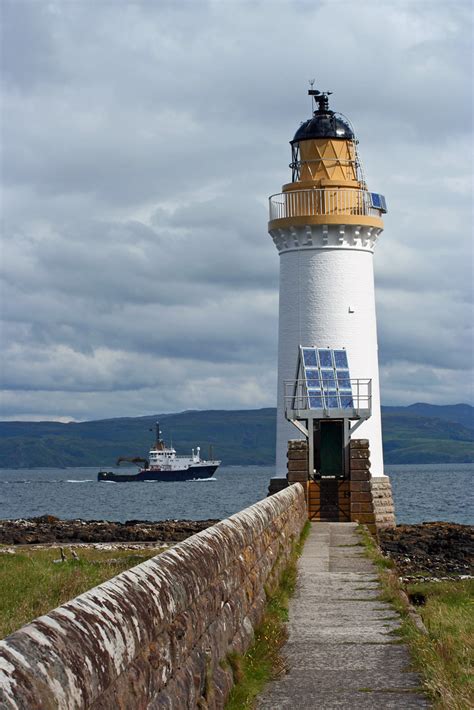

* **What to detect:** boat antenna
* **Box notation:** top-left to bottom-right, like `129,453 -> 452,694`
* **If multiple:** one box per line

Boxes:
156,421 -> 161,444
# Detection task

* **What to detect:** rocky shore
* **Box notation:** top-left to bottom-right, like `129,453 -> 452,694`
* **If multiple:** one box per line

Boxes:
0,515 -> 219,545
1,518 -> 472,581
379,522 -> 473,579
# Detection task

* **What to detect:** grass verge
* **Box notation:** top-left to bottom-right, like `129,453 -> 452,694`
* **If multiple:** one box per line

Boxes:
224,520 -> 310,710
358,526 -> 474,710
0,546 -> 164,638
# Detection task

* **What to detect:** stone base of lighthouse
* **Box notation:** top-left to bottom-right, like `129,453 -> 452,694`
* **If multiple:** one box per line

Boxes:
269,439 -> 396,535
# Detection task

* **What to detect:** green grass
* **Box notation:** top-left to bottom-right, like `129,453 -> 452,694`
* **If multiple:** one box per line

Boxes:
404,579 -> 474,709
0,546 -> 163,638
225,521 -> 311,709
358,526 -> 474,709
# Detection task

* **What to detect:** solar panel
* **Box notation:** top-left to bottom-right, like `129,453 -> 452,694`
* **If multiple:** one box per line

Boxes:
321,370 -> 336,390
370,192 -> 388,213
303,348 -> 317,367
308,390 -> 324,408
334,350 -> 348,369
306,368 -> 320,387
370,192 -> 381,208
301,347 -> 353,410
340,394 -> 354,408
336,370 -> 351,390
318,349 -> 333,368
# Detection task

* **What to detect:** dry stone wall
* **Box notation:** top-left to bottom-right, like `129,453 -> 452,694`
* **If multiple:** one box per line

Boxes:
0,486 -> 307,710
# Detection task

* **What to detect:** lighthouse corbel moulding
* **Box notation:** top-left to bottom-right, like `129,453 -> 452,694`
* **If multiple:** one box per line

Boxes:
268,85 -> 395,529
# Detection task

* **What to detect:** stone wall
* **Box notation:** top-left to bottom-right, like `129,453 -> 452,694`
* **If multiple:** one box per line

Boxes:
371,477 -> 396,529
0,486 -> 307,710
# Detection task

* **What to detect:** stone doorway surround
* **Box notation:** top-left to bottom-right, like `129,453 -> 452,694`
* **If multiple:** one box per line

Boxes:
284,439 -> 395,533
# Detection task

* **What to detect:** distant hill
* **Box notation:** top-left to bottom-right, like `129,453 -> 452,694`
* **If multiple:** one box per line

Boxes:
380,403 -> 473,464
0,404 -> 473,468
382,403 -> 474,429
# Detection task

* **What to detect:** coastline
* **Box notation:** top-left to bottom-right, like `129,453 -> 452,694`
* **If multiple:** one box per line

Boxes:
0,515 -> 219,546
379,521 -> 473,579
0,516 -> 472,580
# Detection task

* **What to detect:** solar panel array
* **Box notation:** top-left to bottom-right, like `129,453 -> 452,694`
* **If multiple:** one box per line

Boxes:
302,348 -> 353,410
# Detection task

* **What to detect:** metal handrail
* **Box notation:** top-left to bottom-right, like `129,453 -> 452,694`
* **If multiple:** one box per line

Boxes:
269,188 -> 381,221
284,378 -> 372,414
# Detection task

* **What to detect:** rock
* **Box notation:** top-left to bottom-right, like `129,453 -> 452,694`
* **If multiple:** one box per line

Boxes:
0,517 -> 220,545
379,522 -> 474,578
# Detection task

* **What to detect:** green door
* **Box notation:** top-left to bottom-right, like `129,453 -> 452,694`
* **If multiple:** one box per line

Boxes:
320,421 -> 344,476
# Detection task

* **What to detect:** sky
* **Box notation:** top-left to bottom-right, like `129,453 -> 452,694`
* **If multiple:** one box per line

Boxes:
1,0 -> 473,422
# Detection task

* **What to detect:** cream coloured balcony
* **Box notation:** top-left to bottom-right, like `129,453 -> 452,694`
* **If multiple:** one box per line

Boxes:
269,188 -> 386,223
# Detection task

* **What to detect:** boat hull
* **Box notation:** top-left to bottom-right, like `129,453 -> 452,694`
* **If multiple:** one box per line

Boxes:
98,465 -> 219,482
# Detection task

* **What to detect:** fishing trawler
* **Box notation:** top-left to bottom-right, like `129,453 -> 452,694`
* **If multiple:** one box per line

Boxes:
97,423 -> 220,482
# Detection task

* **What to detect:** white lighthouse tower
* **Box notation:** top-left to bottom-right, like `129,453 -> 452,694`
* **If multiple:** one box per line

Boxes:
269,87 -> 388,485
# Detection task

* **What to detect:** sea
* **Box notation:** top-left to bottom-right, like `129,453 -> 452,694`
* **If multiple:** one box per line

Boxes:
0,463 -> 472,525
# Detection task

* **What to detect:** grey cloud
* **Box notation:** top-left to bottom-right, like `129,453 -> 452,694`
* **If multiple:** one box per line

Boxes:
1,0 -> 60,90
0,0 -> 472,421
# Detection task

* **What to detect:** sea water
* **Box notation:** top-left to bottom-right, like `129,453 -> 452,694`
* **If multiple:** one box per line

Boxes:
0,464 -> 472,525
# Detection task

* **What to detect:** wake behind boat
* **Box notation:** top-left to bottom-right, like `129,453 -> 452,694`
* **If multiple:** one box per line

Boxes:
98,423 -> 220,482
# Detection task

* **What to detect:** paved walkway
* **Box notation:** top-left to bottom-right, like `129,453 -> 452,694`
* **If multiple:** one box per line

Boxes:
257,523 -> 430,709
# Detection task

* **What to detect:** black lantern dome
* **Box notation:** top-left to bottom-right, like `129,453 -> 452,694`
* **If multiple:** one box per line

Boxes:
291,90 -> 354,144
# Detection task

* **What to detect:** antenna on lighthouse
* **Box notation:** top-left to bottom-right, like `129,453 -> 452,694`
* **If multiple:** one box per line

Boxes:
308,78 -> 316,113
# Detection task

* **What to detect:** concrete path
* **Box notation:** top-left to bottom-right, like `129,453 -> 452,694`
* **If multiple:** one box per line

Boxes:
257,523 -> 430,709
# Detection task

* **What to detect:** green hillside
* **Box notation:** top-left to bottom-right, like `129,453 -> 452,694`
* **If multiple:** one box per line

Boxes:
383,403 -> 474,429
381,411 -> 474,464
0,410 -> 276,468
0,405 -> 473,468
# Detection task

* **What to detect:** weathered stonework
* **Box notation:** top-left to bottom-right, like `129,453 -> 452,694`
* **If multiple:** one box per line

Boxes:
349,439 -> 396,534
371,477 -> 396,529
0,486 -> 307,710
349,439 -> 376,533
286,439 -> 309,485
268,438 -> 395,532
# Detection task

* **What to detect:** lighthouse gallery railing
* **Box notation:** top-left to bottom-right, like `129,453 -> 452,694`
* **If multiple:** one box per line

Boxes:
269,188 -> 383,221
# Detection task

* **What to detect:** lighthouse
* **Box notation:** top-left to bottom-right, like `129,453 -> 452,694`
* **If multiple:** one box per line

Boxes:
268,87 -> 393,526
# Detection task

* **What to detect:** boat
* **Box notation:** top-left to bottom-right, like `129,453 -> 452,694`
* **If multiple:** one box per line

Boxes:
97,423 -> 220,482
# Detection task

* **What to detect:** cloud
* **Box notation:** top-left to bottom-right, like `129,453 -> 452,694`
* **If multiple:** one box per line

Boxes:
0,0 -> 472,421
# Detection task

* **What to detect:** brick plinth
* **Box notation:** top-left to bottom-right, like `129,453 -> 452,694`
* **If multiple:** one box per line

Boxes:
349,439 -> 376,534
287,439 -> 309,485
349,439 -> 396,534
